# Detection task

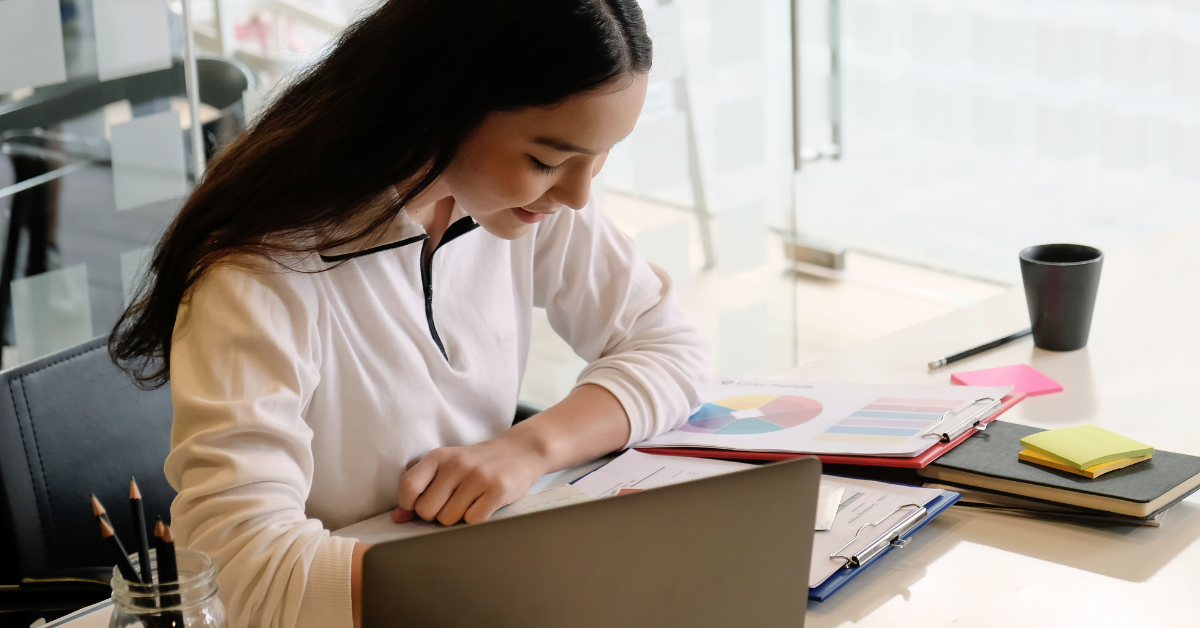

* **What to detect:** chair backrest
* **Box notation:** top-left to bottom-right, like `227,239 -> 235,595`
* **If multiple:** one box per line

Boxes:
0,337 -> 174,586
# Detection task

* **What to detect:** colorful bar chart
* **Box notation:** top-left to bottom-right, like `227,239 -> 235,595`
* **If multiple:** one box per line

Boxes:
814,397 -> 964,444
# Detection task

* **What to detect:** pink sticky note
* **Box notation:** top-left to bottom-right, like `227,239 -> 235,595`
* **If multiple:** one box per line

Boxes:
950,364 -> 1063,396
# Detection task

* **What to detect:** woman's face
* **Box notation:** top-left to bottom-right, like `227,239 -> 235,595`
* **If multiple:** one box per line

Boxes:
440,73 -> 649,240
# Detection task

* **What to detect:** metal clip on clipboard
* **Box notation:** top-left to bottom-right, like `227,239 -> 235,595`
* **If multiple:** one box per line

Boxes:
829,503 -> 928,568
919,397 -> 1002,443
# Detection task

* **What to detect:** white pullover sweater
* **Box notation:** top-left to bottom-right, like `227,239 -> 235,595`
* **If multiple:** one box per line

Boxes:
165,196 -> 711,628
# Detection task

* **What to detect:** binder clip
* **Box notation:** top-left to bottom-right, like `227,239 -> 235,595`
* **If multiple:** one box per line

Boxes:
920,397 -> 1002,443
829,503 -> 928,568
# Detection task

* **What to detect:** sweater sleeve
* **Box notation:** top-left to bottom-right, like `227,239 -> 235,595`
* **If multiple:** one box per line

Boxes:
165,261 -> 356,628
532,198 -> 712,446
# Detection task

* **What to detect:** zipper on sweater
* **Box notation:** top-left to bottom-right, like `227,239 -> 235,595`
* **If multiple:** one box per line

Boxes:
420,237 -> 449,361
419,216 -> 480,362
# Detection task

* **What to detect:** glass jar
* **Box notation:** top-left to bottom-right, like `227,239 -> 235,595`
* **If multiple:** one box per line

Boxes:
110,548 -> 226,628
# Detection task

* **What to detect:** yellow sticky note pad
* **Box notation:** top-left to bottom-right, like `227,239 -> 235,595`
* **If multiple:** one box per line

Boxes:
1020,425 -> 1154,470
1018,448 -> 1152,479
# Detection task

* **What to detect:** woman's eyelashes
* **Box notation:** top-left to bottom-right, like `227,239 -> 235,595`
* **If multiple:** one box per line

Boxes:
528,155 -> 561,174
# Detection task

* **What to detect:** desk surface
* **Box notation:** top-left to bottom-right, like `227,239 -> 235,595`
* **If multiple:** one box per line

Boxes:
789,223 -> 1200,627
55,225 -> 1200,626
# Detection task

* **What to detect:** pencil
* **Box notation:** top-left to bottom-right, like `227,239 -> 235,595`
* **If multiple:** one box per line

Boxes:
91,493 -> 112,527
154,519 -> 179,585
130,478 -> 154,585
100,517 -> 143,584
927,328 -> 1032,370
156,520 -> 184,627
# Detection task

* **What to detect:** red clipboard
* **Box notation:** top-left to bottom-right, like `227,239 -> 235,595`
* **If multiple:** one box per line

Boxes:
635,392 -> 1027,469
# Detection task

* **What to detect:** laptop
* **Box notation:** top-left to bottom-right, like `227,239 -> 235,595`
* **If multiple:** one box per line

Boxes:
362,456 -> 820,627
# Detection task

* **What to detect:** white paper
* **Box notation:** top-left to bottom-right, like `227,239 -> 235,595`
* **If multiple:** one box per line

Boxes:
809,477 -> 944,588
334,451 -> 879,546
110,110 -> 188,211
43,600 -> 113,627
94,0 -> 172,81
572,449 -> 753,498
491,485 -> 594,518
331,485 -> 593,545
815,485 -> 845,531
11,264 -> 94,364
638,379 -> 1014,457
0,0 -> 67,94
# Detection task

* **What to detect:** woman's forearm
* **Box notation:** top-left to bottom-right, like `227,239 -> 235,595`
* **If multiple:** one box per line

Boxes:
503,383 -> 631,474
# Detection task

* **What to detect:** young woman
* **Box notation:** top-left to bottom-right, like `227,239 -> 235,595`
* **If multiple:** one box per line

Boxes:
110,1 -> 710,626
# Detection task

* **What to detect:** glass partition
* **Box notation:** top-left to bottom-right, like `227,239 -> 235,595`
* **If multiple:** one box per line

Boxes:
795,0 -> 1200,283
2,0 -> 799,395
521,0 -> 801,406
0,0 -> 232,367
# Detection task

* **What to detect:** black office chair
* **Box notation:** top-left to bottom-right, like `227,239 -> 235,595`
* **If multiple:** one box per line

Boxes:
0,337 -> 174,621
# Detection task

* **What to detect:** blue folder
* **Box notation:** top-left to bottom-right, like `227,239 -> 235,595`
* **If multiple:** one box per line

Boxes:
809,489 -> 961,602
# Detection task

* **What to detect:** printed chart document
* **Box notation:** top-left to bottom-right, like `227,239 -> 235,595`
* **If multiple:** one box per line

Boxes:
638,379 -> 1013,457
809,477 -> 944,588
571,449 -> 752,497
572,450 -> 845,530
335,450 -> 850,544
333,485 -> 595,544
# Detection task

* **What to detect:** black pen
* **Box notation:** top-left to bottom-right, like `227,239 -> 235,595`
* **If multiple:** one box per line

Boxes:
927,328 -> 1032,370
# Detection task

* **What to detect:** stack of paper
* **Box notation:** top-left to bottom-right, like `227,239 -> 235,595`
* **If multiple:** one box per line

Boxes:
1019,425 -> 1154,479
333,450 -> 960,601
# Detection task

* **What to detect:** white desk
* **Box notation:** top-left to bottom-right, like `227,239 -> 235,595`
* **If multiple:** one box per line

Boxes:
55,225 -> 1200,626
791,223 -> 1200,627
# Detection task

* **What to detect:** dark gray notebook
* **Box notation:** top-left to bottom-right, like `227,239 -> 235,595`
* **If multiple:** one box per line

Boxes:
919,420 -> 1200,510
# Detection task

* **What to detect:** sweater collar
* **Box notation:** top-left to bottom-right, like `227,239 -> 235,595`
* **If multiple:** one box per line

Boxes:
318,194 -> 475,262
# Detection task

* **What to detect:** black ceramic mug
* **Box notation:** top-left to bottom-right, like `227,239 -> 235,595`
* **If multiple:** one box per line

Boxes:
1019,244 -> 1103,351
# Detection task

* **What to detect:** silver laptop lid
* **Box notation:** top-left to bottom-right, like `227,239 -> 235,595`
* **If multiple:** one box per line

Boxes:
363,456 -> 820,628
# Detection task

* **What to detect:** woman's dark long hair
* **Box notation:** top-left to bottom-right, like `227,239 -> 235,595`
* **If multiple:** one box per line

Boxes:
110,0 -> 652,388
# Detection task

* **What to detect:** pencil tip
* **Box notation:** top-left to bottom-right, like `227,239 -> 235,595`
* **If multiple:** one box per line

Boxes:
129,478 -> 142,500
100,517 -> 115,538
154,519 -> 165,537
91,494 -> 106,516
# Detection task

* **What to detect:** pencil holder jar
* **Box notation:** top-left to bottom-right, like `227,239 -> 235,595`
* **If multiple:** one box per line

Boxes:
110,548 -> 226,628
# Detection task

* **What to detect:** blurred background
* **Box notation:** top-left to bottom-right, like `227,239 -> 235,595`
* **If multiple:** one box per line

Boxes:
1,0 -> 1195,406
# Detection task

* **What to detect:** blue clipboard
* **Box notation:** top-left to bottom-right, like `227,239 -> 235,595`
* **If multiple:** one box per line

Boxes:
809,489 -> 961,602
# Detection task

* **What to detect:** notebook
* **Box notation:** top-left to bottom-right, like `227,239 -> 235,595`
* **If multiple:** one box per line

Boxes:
916,421 -> 1200,518
920,482 -> 1168,527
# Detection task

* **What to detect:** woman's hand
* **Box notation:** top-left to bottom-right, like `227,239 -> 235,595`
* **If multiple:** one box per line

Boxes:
392,430 -> 553,525
391,384 -> 631,526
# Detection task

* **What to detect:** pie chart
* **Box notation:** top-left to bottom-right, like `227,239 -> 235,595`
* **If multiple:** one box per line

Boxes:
680,394 -> 823,435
